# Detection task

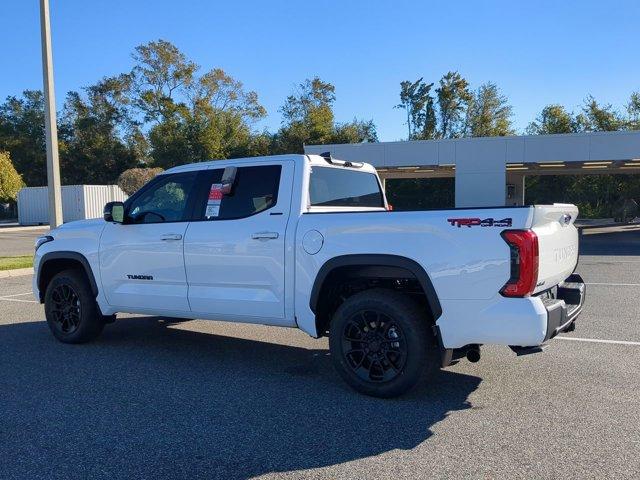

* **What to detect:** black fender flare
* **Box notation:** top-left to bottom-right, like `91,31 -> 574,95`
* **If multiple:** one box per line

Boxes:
309,254 -> 442,320
38,251 -> 99,300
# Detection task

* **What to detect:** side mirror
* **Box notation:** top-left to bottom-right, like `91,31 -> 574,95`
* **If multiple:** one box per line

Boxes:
104,201 -> 125,223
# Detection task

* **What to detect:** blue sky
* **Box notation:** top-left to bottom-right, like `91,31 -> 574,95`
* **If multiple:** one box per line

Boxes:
2,0 -> 639,141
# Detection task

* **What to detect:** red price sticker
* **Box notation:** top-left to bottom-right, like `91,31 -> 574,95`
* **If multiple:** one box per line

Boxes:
209,184 -> 223,201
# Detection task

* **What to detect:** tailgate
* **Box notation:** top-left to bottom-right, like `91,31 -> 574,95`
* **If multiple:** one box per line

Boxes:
531,204 -> 579,294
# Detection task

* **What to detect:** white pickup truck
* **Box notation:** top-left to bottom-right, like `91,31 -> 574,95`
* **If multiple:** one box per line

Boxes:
33,153 -> 585,397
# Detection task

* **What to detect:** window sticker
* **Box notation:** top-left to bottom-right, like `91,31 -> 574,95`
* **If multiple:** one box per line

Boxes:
205,183 -> 223,218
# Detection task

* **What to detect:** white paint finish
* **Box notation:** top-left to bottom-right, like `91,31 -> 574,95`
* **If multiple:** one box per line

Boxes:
437,295 -> 549,348
32,154 -> 584,353
531,204 -> 579,293
294,206 -> 536,339
32,218 -> 110,312
557,336 -> 640,346
99,222 -> 191,312
302,230 -> 324,255
183,161 -> 295,324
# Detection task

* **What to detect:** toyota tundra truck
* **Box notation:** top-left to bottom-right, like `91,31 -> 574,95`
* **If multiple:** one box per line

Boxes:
33,153 -> 585,397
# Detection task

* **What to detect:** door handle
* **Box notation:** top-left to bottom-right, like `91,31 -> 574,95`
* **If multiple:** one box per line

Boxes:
251,231 -> 279,240
160,233 -> 183,241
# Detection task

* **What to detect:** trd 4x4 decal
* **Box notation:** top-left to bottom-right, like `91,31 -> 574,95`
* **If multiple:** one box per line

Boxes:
447,217 -> 512,228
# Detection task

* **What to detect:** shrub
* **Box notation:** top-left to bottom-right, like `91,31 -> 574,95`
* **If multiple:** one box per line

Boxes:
117,167 -> 164,195
0,152 -> 25,203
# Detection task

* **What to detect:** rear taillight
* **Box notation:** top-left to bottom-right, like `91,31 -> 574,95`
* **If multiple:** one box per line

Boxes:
500,229 -> 539,297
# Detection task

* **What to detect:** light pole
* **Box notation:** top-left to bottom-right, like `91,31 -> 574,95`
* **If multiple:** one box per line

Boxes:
39,0 -> 63,227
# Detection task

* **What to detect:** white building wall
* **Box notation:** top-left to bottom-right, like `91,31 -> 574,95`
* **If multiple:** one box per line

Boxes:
454,138 -> 507,208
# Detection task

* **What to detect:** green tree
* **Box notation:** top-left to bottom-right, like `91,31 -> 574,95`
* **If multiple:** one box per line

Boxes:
0,151 -> 25,203
626,91 -> 640,130
59,79 -> 141,185
333,119 -> 378,144
0,91 -> 46,186
130,39 -> 198,124
436,71 -> 472,138
396,78 -> 436,140
467,82 -> 514,137
526,104 -> 578,135
127,40 -> 266,167
580,96 -> 624,132
272,77 -> 376,153
275,77 -> 336,153
117,167 -> 163,195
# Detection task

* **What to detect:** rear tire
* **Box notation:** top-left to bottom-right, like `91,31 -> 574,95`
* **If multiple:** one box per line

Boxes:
329,288 -> 437,398
44,269 -> 105,344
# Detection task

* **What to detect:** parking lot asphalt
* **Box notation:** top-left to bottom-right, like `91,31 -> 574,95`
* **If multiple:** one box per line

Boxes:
0,229 -> 639,479
0,227 -> 49,256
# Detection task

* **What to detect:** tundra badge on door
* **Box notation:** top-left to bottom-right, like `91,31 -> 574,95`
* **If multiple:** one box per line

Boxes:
126,274 -> 154,280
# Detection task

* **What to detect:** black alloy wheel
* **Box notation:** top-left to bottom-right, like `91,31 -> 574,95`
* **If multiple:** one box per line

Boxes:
341,310 -> 407,383
49,284 -> 82,335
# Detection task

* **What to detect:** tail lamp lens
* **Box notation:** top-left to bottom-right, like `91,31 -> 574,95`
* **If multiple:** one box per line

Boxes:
500,230 -> 539,297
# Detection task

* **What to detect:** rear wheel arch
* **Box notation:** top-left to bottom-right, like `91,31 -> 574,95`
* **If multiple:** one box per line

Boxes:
38,251 -> 99,303
310,254 -> 442,336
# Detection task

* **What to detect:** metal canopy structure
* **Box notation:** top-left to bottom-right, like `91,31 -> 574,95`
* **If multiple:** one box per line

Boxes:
305,131 -> 640,208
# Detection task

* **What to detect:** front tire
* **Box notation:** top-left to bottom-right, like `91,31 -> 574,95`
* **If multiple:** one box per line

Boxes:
44,269 -> 104,344
329,289 -> 437,398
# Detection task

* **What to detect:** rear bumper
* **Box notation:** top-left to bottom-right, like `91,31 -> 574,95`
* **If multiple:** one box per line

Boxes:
436,274 -> 586,350
542,273 -> 586,341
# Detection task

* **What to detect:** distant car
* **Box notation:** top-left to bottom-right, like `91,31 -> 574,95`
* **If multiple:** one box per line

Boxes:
33,154 -> 584,397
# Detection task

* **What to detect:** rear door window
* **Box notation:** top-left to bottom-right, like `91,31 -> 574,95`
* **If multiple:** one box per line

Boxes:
196,165 -> 282,220
309,167 -> 384,207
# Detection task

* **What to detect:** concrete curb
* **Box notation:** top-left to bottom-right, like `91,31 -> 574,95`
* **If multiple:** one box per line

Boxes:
0,267 -> 34,278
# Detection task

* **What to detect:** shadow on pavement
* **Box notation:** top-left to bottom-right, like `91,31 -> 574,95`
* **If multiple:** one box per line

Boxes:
0,316 -> 480,480
580,226 -> 640,256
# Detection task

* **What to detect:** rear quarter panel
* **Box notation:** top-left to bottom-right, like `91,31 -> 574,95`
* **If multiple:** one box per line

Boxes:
295,207 -> 535,340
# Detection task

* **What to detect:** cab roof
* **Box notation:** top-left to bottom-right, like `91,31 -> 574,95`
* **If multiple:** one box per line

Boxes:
161,154 -> 377,175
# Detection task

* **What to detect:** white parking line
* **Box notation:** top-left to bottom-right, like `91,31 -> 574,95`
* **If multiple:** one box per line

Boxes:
0,297 -> 38,303
580,259 -> 640,264
0,292 -> 37,303
586,282 -> 640,286
557,336 -> 640,346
